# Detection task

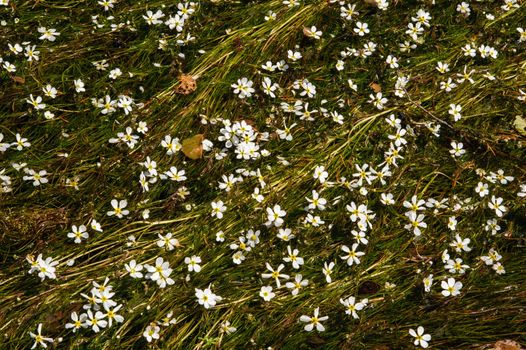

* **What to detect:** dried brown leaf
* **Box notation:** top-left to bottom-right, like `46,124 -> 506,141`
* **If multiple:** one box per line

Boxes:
369,82 -> 382,93
11,76 -> 25,84
175,74 -> 197,95
494,340 -> 523,350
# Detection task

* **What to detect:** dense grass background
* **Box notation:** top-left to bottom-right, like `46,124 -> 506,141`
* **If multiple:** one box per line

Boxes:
1,0 -> 525,349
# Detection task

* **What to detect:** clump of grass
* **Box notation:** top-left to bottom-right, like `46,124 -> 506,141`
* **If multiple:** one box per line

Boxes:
1,0 -> 525,349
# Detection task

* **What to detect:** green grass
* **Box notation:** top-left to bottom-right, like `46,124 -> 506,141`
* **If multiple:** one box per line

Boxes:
1,0 -> 526,349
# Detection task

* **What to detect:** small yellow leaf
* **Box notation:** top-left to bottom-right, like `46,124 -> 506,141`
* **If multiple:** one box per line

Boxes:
513,115 -> 526,136
182,134 -> 204,160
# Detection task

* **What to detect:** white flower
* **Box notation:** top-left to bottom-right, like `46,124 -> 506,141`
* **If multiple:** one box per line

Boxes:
448,104 -> 462,121
436,61 -> 449,73
26,94 -> 46,110
340,4 -> 358,21
380,193 -> 395,205
231,77 -> 255,98
492,262 -> 506,275
287,50 -> 302,61
216,230 -> 225,242
386,55 -> 398,69
157,232 -> 179,251
335,60 -> 345,71
42,84 -> 57,99
29,323 -> 54,349
313,165 -> 328,183
161,135 -> 182,155
104,304 -> 124,327
299,307 -> 328,332
440,78 -> 457,92
211,200 -> 227,219
143,324 -> 160,342
261,77 -> 278,98
488,195 -> 506,217
261,262 -> 289,287
184,255 -> 202,272
306,190 -> 327,211
457,2 -> 471,16
125,260 -> 144,278
450,141 -> 465,157
109,68 -> 122,79
84,309 -> 108,333
340,243 -> 365,266
195,286 -> 222,309
12,133 -> 31,150
23,169 -> 48,186
259,285 -> 275,301
423,274 -> 433,293
354,21 -> 369,36
252,187 -> 264,202
144,257 -> 174,288
107,199 -> 129,218
409,326 -> 431,348
27,254 -> 59,281
283,246 -> 304,269
368,92 -> 388,110
165,14 -> 185,31
67,224 -> 88,243
305,25 -> 322,39
441,277 -> 462,297
261,61 -> 275,71
322,261 -> 335,283
220,321 -> 237,334
143,9 -> 165,25
285,274 -> 308,296
65,312 -> 87,333
450,234 -> 472,253
340,296 -> 365,319
445,258 -> 470,275
475,182 -> 489,197
277,228 -> 295,241
265,204 -> 286,227
38,27 -> 60,41
404,211 -> 427,236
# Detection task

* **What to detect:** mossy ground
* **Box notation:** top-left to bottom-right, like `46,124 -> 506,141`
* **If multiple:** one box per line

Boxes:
1,0 -> 525,349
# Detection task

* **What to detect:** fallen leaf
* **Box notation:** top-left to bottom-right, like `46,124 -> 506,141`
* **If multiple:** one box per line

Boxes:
369,82 -> 382,93
182,134 -> 204,160
11,76 -> 25,84
175,74 -> 197,95
494,340 -> 523,350
513,115 -> 526,136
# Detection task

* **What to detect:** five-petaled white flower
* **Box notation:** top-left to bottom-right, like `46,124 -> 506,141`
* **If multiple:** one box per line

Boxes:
29,323 -> 54,349
441,277 -> 463,297
340,243 -> 365,266
211,200 -> 227,219
409,326 -> 432,348
299,307 -> 329,332
67,224 -> 88,243
107,199 -> 129,218
259,285 -> 275,301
